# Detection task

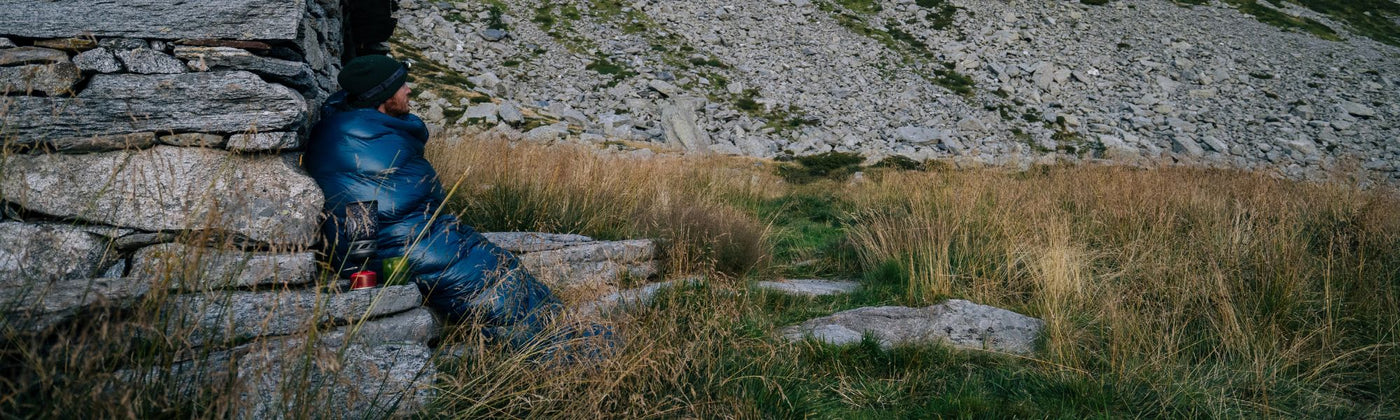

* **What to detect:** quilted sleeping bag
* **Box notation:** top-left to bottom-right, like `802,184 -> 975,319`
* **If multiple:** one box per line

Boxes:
304,91 -> 562,345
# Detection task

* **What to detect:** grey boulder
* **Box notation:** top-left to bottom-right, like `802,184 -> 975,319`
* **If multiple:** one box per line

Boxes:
781,299 -> 1044,354
0,146 -> 324,246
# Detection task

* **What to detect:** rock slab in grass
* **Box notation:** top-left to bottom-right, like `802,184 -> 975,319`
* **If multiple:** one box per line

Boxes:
0,0 -> 307,40
164,285 -> 424,347
131,243 -> 316,290
0,146 -> 324,246
756,279 -> 861,297
0,277 -> 148,332
516,239 -> 659,288
0,222 -> 116,287
781,299 -> 1044,354
0,71 -> 306,142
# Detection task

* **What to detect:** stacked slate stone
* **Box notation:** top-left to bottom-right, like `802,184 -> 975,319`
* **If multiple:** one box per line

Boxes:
0,1 -> 436,416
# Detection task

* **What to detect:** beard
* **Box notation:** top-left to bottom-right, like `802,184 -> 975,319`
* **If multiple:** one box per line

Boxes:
382,96 -> 411,117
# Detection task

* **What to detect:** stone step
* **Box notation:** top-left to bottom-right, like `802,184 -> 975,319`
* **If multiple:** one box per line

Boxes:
780,299 -> 1044,355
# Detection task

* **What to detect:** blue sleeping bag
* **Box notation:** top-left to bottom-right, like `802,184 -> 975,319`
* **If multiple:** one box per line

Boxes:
304,91 -> 562,346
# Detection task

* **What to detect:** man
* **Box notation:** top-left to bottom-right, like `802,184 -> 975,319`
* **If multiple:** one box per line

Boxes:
304,55 -> 576,348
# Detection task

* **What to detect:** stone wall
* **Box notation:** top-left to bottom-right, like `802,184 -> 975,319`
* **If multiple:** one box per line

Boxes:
0,1 -> 438,415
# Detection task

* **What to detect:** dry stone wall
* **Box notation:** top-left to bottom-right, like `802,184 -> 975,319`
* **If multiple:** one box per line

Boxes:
0,1 -> 438,416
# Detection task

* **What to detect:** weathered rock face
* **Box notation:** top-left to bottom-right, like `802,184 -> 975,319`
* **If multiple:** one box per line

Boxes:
163,285 -> 425,347
0,0 -> 307,40
0,61 -> 80,95
781,299 -> 1045,354
0,146 -> 324,246
0,277 -> 149,332
515,239 -> 659,288
0,71 -> 307,142
130,308 -> 439,418
131,243 -> 316,290
0,222 -> 117,286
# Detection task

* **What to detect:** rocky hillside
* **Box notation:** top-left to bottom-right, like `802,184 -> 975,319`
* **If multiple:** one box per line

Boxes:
392,0 -> 1399,185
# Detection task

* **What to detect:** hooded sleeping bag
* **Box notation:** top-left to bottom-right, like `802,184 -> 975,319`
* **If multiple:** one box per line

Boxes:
305,90 -> 562,345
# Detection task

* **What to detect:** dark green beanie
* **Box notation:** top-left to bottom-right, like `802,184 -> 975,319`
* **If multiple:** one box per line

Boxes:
339,55 -> 409,108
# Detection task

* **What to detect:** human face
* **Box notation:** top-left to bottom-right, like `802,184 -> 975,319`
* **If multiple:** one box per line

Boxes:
379,84 -> 412,117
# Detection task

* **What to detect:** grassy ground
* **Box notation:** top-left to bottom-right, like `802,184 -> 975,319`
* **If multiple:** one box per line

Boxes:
423,136 -> 1400,418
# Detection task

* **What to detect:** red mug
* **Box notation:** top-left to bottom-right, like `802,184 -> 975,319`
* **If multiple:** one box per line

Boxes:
349,270 -> 379,290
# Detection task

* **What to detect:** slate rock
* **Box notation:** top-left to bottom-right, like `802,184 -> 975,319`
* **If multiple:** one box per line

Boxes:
482,232 -> 595,253
0,146 -> 324,246
459,103 -> 499,124
97,38 -> 150,51
1170,135 -> 1205,158
497,102 -> 525,124
1340,101 -> 1377,118
115,48 -> 186,74
174,46 -> 315,90
659,97 -> 711,150
46,132 -> 157,153
129,311 -> 437,419
131,243 -> 316,290
226,131 -> 302,152
0,37 -> 13,48
756,279 -> 860,297
158,133 -> 227,148
72,47 -> 123,73
0,71 -> 306,144
480,29 -> 508,41
0,222 -> 117,287
0,46 -> 69,66
0,61 -> 80,95
895,125 -> 945,144
30,37 -> 97,52
163,285 -> 424,347
781,299 -> 1044,354
0,0 -> 307,41
0,277 -> 148,332
516,239 -> 659,288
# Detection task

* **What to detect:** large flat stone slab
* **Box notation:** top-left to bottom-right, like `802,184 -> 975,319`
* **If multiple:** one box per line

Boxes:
781,299 -> 1044,355
0,0 -> 307,41
1,146 -> 324,246
516,239 -> 659,288
482,232 -> 596,253
756,279 -> 861,297
0,222 -> 117,287
0,71 -> 306,142
0,277 -> 148,332
131,243 -> 316,290
163,285 -> 425,348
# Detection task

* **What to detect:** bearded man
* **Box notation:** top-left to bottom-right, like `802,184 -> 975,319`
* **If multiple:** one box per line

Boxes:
304,55 -> 587,348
